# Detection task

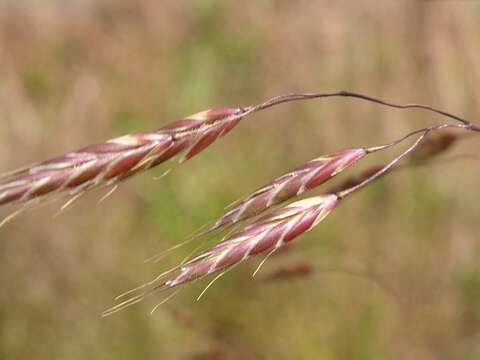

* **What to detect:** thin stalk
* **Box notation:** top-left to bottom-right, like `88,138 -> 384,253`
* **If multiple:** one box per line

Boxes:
337,131 -> 429,199
337,121 -> 480,199
241,91 -> 476,127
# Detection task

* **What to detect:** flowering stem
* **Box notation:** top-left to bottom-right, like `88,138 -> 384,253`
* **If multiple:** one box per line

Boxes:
336,123 -> 477,199
241,90 -> 477,128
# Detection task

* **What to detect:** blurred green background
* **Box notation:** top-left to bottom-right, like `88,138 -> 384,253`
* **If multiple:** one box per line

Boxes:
1,1 -> 480,359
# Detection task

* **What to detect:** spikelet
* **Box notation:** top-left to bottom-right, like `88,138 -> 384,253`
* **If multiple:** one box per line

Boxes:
410,131 -> 457,163
195,148 -> 366,237
263,262 -> 314,281
103,195 -> 338,316
0,108 -> 243,208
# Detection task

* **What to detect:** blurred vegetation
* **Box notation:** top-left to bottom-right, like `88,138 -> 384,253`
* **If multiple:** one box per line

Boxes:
1,1 -> 480,359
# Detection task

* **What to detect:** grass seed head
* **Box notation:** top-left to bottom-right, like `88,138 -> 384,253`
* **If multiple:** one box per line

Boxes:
197,148 -> 366,237
103,194 -> 338,316
0,108 -> 243,208
410,131 -> 457,163
168,196 -> 334,288
263,262 -> 314,281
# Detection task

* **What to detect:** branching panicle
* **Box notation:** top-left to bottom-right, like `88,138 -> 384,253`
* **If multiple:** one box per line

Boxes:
104,120 -> 480,315
1,90 -> 478,316
1,91 -> 478,226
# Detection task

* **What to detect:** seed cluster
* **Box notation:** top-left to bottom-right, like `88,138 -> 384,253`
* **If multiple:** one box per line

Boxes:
1,91 -> 477,315
197,148 -> 366,237
0,108 -> 242,207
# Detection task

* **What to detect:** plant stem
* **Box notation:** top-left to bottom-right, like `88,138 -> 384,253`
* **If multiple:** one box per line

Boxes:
336,123 -> 476,199
241,90 -> 475,127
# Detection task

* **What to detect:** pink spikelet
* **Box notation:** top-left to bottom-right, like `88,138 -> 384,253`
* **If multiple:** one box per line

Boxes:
196,148 -> 366,237
410,130 -> 458,163
0,108 -> 243,208
263,262 -> 314,281
103,195 -> 338,316
170,195 -> 338,285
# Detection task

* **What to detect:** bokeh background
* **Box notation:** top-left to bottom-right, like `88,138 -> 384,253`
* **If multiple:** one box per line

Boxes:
1,1 -> 480,359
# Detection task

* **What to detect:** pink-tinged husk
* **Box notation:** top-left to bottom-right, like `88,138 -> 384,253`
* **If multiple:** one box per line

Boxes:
264,262 -> 314,281
103,195 -> 339,316
410,131 -> 457,162
164,194 -> 338,288
0,108 -> 242,207
197,148 -> 366,237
